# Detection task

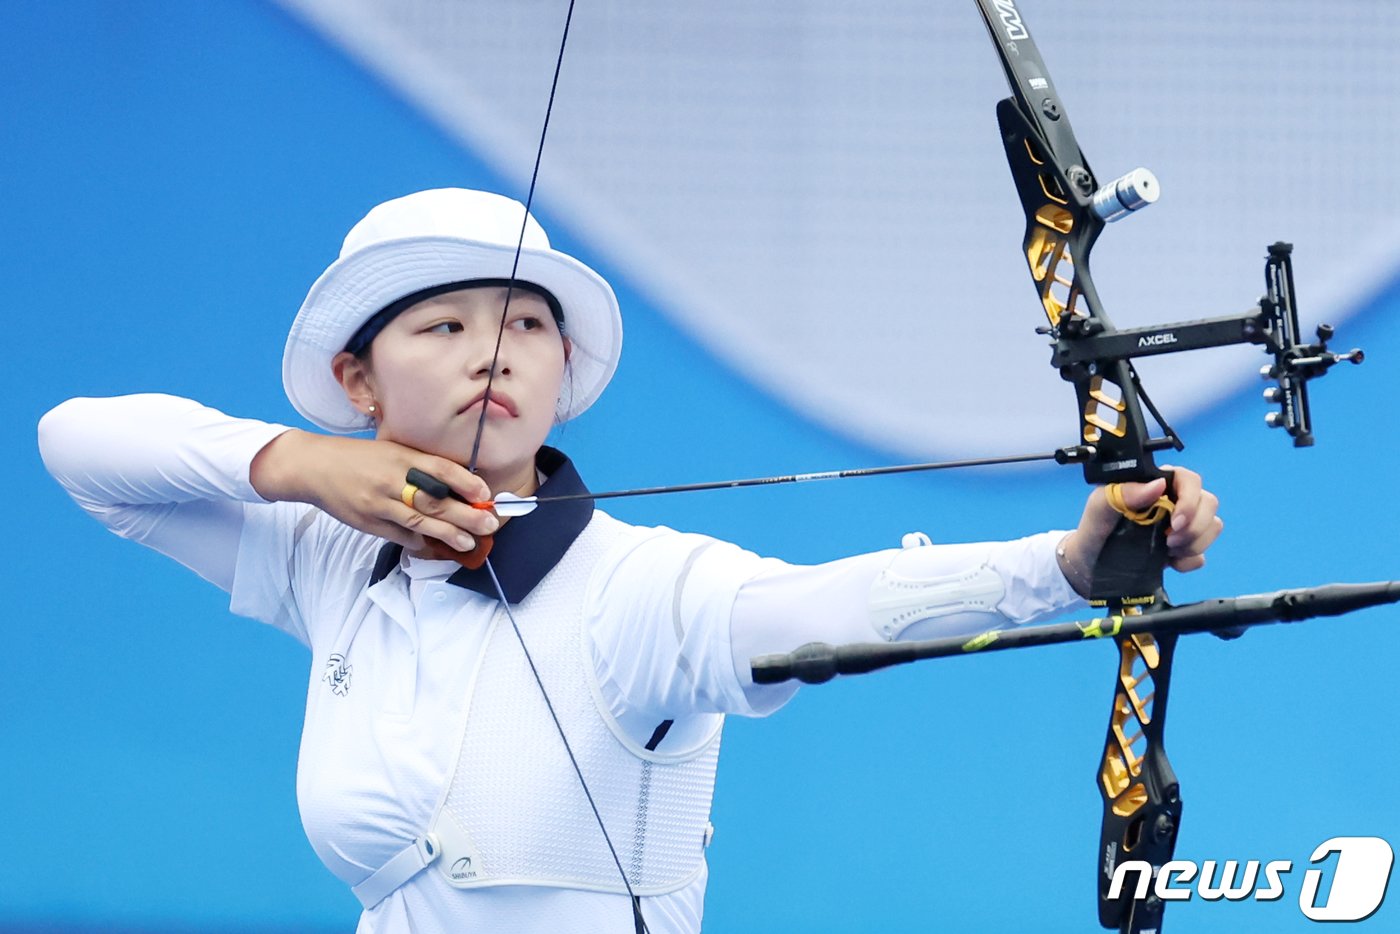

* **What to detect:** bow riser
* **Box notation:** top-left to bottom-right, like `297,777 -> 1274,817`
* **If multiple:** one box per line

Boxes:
993,99 -> 1167,488
987,39 -> 1175,607
978,4 -> 1181,931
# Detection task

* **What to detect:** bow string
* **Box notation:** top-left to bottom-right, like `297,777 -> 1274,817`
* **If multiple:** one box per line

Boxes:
460,3 -> 652,932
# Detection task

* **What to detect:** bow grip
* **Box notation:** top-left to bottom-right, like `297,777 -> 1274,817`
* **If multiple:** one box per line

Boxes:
1088,471 -> 1175,605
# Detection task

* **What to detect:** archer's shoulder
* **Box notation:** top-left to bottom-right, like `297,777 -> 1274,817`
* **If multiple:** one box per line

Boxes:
585,508 -> 783,597
587,507 -> 736,555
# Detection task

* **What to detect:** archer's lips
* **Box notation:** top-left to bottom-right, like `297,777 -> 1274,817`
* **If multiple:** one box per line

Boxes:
459,390 -> 518,418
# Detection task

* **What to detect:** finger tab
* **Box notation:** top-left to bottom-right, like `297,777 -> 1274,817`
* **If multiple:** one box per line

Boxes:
420,534 -> 495,571
405,467 -> 454,501
460,535 -> 493,569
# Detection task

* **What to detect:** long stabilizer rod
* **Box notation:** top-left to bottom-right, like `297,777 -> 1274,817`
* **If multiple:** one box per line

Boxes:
750,581 -> 1400,685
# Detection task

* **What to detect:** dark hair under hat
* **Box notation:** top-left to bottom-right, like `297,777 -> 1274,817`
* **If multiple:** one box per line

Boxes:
344,278 -> 565,357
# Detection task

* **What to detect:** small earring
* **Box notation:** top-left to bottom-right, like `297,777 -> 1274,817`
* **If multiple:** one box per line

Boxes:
368,404 -> 378,414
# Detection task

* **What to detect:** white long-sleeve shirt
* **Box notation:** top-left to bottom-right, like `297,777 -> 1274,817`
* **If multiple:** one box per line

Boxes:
38,394 -> 1085,933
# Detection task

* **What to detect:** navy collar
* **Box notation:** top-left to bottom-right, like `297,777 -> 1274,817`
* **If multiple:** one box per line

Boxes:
367,447 -> 594,605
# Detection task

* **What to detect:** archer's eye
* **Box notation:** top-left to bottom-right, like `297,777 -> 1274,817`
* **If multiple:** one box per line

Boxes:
426,321 -> 464,334
511,315 -> 545,331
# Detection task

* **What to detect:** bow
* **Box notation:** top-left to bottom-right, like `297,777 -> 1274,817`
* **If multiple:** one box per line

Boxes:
423,2 -> 1389,931
752,2 -> 1387,932
969,3 -> 1372,930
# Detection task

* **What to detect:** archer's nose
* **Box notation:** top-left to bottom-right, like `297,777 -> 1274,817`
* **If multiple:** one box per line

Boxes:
469,340 -> 510,380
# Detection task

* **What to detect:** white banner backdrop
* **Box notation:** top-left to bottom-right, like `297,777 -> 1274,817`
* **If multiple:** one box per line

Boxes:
275,0 -> 1400,456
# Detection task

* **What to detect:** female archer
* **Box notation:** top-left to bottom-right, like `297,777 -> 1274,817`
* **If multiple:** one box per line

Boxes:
38,187 -> 1222,933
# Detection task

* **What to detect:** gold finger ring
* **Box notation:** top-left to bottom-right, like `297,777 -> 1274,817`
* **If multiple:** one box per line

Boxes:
401,483 -> 420,508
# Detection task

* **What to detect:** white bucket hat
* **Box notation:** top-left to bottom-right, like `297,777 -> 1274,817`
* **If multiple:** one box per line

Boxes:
283,188 -> 622,433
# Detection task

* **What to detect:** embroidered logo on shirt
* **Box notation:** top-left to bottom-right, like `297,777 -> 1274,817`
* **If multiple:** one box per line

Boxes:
322,654 -> 353,696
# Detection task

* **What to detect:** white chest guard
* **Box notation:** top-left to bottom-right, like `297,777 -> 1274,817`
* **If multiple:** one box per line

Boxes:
353,513 -> 722,909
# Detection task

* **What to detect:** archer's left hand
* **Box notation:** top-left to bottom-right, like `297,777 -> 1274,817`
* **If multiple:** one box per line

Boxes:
1058,466 -> 1223,596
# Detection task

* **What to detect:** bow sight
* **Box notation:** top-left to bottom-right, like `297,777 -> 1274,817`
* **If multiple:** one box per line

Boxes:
1046,242 -> 1364,450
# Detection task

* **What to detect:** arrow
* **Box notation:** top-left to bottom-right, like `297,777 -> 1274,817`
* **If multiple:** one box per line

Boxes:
461,447 -> 1096,517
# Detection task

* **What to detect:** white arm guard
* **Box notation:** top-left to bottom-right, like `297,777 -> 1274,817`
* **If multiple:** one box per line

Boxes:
868,532 -> 1007,641
729,528 -> 1081,697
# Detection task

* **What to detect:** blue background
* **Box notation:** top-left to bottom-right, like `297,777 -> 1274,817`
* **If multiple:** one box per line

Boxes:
4,2 -> 1397,931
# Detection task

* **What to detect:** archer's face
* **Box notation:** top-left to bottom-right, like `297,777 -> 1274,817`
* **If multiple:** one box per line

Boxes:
356,286 -> 569,488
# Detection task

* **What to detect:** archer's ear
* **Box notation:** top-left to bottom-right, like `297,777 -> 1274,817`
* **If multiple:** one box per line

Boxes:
562,335 -> 573,363
332,351 -> 377,418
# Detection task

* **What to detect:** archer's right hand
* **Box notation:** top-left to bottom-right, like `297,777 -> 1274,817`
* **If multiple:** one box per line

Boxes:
249,430 -> 499,555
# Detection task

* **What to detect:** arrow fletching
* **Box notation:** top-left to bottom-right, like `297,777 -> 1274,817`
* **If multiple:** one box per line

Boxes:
485,491 -> 539,517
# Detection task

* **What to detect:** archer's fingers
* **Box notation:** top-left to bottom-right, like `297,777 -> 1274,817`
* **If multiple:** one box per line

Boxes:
1167,487 -> 1220,550
390,501 -> 478,553
1162,465 -> 1204,530
1169,514 -> 1224,561
1113,476 -> 1169,513
408,481 -> 500,537
403,458 -> 498,534
1168,553 -> 1208,573
359,516 -> 429,554
416,458 -> 492,505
